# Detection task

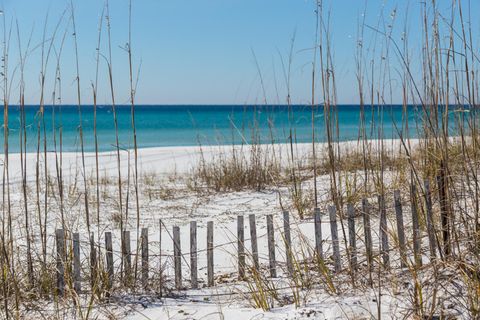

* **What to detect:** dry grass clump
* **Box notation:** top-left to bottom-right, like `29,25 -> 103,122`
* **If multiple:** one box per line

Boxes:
302,145 -> 409,175
412,137 -> 480,178
188,144 -> 283,192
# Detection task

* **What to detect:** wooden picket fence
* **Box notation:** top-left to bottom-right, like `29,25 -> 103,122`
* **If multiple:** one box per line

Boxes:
53,180 -> 449,296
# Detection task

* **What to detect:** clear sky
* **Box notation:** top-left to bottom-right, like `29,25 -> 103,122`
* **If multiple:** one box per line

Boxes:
2,0 -> 479,105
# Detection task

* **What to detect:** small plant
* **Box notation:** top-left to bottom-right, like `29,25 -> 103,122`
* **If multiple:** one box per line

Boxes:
245,266 -> 280,311
190,143 -> 283,192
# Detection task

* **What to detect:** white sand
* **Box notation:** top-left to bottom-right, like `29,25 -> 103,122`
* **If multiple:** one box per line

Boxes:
5,138 -> 460,319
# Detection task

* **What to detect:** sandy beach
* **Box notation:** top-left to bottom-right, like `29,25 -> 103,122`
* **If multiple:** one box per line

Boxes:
1,139 -> 430,319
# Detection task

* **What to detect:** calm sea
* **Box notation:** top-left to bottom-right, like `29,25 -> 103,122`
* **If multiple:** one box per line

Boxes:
0,105 -> 465,152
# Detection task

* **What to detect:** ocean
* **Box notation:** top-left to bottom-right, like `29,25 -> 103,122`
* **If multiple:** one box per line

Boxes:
0,104 -> 466,152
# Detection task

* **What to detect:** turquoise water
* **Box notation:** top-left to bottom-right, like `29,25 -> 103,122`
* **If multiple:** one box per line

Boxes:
0,105 -> 466,152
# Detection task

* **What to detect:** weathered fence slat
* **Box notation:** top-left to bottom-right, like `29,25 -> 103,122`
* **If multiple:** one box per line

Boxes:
56,229 -> 65,296
90,232 -> 97,288
122,230 -> 132,283
173,226 -> 182,290
105,231 -> 114,292
141,228 -> 149,289
314,208 -> 323,260
283,211 -> 294,275
207,221 -> 214,287
394,190 -> 407,268
378,194 -> 390,269
328,206 -> 341,272
424,180 -> 437,261
73,232 -> 81,293
26,228 -> 33,288
190,221 -> 198,289
159,219 -> 163,296
410,183 -> 422,267
347,204 -> 357,271
266,214 -> 277,278
249,214 -> 259,270
238,215 -> 246,280
437,162 -> 451,257
362,199 -> 373,271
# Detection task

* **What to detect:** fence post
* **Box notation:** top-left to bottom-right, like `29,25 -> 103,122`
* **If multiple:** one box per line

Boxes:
190,221 -> 198,289
328,206 -> 341,272
314,208 -> 323,260
56,229 -> 65,296
122,230 -> 132,285
173,226 -> 182,290
283,211 -> 293,275
437,162 -> 451,257
394,190 -> 407,268
266,214 -> 276,278
410,184 -> 422,267
424,180 -> 437,261
26,228 -> 33,289
73,232 -> 81,293
362,199 -> 373,272
378,194 -> 390,269
238,215 -> 246,280
105,231 -> 114,293
249,214 -> 259,270
159,219 -> 163,296
141,228 -> 149,289
207,221 -> 214,287
347,204 -> 357,271
90,232 -> 97,289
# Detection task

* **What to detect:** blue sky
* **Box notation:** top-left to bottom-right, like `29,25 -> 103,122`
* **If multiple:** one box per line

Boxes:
2,0 -> 479,105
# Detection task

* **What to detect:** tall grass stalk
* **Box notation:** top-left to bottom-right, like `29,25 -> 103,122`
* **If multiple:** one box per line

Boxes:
126,0 -> 142,285
16,20 -> 34,290
105,0 -> 125,276
70,0 -> 91,236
